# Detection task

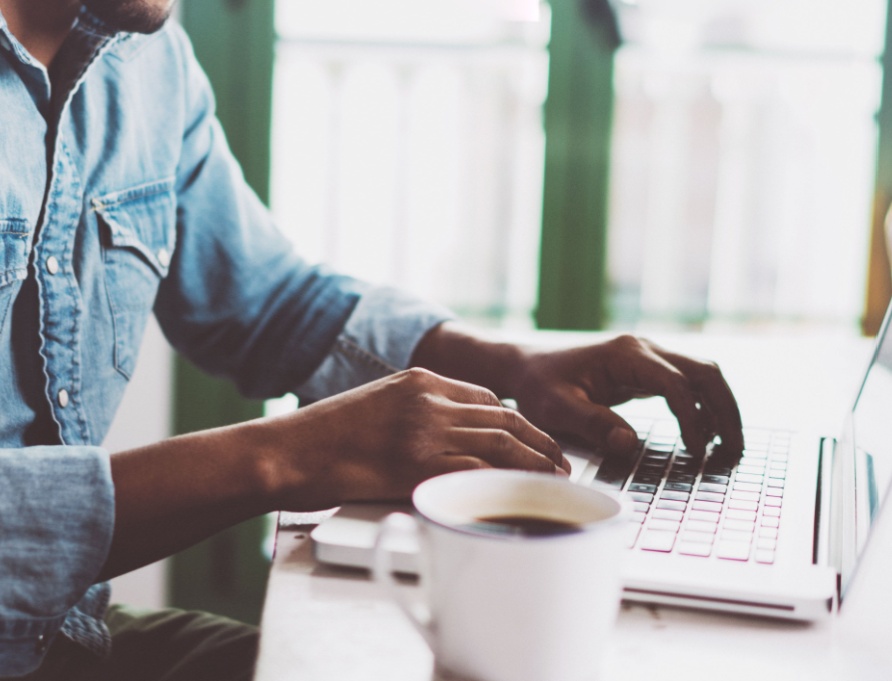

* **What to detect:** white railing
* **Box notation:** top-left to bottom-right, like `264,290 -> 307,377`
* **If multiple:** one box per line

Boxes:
606,0 -> 887,330
270,2 -> 551,328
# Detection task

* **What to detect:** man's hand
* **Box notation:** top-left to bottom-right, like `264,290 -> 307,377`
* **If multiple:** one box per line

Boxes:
504,334 -> 744,456
265,368 -> 570,511
412,324 -> 744,459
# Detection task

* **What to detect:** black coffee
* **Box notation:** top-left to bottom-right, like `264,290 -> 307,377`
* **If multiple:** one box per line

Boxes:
464,514 -> 584,537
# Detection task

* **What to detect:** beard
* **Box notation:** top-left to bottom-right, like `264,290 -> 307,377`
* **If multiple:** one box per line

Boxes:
82,0 -> 175,34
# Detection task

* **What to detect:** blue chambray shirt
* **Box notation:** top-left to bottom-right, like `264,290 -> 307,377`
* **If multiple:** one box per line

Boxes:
0,8 -> 452,677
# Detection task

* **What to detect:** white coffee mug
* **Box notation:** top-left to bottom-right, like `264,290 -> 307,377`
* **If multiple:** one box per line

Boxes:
373,469 -> 627,681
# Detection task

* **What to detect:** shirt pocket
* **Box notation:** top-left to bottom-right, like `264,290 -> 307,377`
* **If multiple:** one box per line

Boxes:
92,178 -> 176,379
0,218 -> 31,333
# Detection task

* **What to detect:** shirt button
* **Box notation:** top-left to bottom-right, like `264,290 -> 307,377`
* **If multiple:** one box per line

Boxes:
35,634 -> 48,653
46,256 -> 60,275
157,248 -> 170,268
58,389 -> 69,408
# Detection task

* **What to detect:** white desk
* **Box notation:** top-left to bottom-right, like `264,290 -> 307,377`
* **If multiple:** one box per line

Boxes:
253,331 -> 892,681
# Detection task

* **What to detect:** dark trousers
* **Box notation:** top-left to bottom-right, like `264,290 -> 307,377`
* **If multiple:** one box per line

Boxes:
12,605 -> 259,681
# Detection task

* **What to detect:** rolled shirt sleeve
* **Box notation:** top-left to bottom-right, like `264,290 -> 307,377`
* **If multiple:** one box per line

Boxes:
294,283 -> 455,402
0,447 -> 114,677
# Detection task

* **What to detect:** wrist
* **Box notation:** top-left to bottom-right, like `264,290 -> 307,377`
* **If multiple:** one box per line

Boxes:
410,321 -> 527,397
244,410 -> 343,512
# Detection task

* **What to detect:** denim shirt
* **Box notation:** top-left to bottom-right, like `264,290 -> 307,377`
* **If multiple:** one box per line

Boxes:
0,9 -> 451,677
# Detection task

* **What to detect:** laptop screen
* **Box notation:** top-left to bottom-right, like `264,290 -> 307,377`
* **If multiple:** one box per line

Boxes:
841,303 -> 892,598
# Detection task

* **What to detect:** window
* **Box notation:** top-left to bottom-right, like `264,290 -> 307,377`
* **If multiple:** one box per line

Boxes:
271,0 -> 551,328
606,0 -> 888,330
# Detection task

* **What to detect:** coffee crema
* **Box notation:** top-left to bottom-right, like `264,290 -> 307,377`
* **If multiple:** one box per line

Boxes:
463,514 -> 584,537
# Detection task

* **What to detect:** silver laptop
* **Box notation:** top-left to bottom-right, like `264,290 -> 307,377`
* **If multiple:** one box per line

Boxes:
311,303 -> 892,621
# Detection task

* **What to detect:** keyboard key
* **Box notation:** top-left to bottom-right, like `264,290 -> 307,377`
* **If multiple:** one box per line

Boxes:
652,509 -> 684,522
764,497 -> 783,508
759,526 -> 779,539
725,509 -> 757,522
594,463 -> 630,488
632,502 -> 650,514
688,510 -> 720,523
695,491 -> 725,503
629,492 -> 654,504
760,517 -> 780,528
737,464 -> 765,475
716,541 -> 751,561
629,483 -> 659,494
734,473 -> 764,484
700,475 -> 731,485
730,490 -> 760,502
703,465 -> 735,477
692,500 -> 723,513
728,499 -> 759,512
721,529 -> 753,542
626,524 -> 642,548
660,490 -> 690,502
681,529 -> 715,543
685,520 -> 719,533
767,469 -> 787,479
754,550 -> 775,564
765,487 -> 784,498
640,530 -> 677,552
733,482 -> 763,493
698,483 -> 728,494
647,519 -> 682,532
670,472 -> 700,484
763,506 -> 781,517
757,538 -> 777,550
663,482 -> 694,492
723,519 -> 756,533
678,542 -> 712,557
767,479 -> 785,488
656,499 -> 687,512
632,474 -> 663,486
631,512 -> 647,524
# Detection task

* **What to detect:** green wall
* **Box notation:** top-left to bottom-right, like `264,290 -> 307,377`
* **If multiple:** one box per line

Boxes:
171,0 -> 276,625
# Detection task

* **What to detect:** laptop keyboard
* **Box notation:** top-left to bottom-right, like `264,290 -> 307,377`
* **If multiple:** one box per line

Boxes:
593,420 -> 788,564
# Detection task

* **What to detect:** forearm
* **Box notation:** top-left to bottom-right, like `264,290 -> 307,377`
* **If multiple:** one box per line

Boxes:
99,419 -> 314,581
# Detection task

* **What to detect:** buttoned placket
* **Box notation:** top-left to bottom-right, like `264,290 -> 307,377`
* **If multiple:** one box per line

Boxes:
29,26 -> 116,447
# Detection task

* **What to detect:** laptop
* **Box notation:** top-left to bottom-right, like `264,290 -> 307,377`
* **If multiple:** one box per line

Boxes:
311,302 -> 892,621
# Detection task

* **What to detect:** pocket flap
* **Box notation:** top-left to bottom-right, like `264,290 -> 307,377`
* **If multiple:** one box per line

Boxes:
91,179 -> 176,277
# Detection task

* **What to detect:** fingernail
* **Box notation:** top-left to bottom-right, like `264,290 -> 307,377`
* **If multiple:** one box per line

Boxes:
607,427 -> 638,453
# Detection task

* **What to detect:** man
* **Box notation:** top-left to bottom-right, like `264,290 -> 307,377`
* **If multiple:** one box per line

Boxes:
0,0 -> 743,679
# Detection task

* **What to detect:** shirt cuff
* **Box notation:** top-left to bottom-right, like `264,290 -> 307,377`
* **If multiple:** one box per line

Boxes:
294,285 -> 455,402
0,446 -> 114,676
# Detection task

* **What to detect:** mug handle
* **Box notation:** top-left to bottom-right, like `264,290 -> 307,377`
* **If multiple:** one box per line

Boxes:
373,512 -> 436,650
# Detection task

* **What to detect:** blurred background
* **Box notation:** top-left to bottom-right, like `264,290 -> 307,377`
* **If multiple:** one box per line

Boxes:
107,0 -> 892,624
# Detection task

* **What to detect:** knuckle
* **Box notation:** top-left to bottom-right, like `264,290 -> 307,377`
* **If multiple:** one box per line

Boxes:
475,386 -> 501,407
498,407 -> 523,431
494,429 -> 516,452
699,360 -> 724,381
402,366 -> 436,386
611,333 -> 640,351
